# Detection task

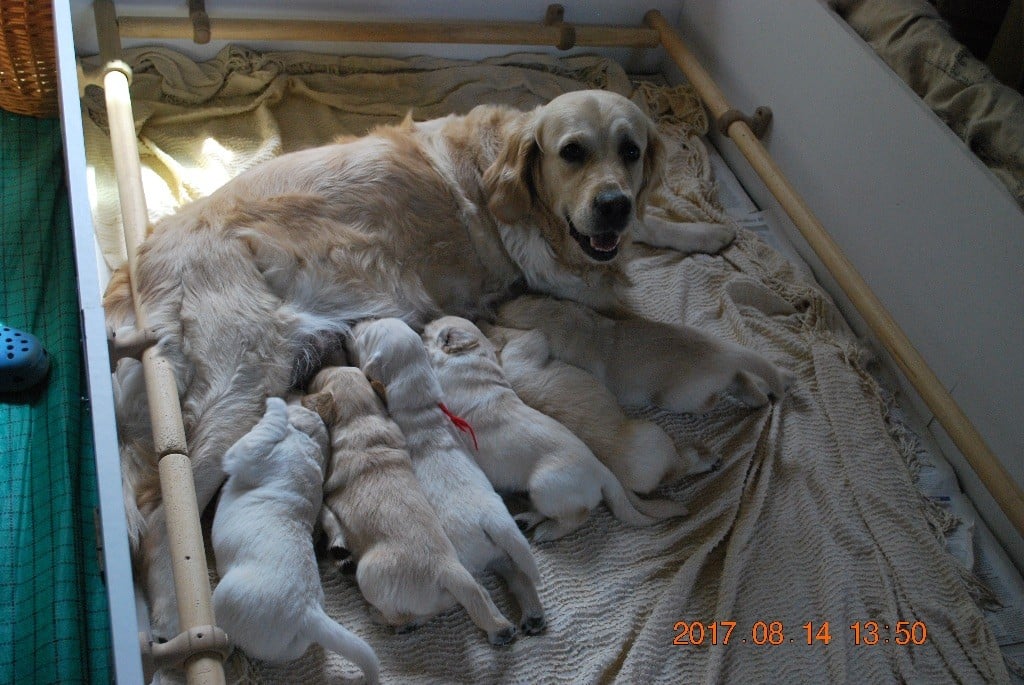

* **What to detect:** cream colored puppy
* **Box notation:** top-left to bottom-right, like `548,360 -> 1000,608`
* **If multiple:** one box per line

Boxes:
348,318 -> 545,644
305,366 -> 539,640
106,90 -> 739,636
497,295 -> 796,412
484,324 -> 696,494
211,397 -> 380,682
423,316 -> 688,541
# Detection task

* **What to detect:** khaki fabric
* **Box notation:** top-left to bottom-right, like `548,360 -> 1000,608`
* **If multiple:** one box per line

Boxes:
831,0 -> 1024,208
81,48 -> 1009,684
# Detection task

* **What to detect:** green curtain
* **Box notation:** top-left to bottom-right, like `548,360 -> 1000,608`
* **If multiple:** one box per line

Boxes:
0,109 -> 111,684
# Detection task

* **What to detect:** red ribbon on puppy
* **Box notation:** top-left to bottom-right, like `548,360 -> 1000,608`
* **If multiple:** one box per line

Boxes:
438,402 -> 479,451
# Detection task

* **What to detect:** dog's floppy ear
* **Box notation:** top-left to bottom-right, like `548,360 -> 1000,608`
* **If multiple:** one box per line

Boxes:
302,391 -> 335,425
636,124 -> 666,220
483,112 -> 540,225
438,326 -> 481,355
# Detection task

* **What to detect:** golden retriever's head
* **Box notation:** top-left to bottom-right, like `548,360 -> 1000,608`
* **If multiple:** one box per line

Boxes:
484,89 -> 664,265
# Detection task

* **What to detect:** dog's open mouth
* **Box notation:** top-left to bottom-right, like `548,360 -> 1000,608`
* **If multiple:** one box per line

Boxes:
567,216 -> 620,262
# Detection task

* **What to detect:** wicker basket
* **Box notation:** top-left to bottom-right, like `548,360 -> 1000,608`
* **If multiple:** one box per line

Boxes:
0,0 -> 58,118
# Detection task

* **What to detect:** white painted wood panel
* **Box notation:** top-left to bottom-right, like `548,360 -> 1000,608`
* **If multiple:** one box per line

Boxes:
670,0 -> 1024,568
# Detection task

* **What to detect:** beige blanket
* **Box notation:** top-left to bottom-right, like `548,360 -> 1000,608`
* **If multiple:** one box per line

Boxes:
81,48 -> 1010,684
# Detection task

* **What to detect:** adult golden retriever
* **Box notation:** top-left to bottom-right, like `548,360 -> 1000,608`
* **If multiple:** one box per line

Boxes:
105,89 -> 779,638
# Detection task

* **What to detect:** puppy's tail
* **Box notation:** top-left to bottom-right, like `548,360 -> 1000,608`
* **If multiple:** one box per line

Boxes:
221,397 -> 290,474
304,607 -> 381,684
599,462 -> 688,525
484,516 -> 541,585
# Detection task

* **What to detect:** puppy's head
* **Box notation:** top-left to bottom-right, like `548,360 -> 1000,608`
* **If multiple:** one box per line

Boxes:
484,89 -> 664,266
285,402 -> 331,463
423,316 -> 497,361
349,318 -> 436,400
305,366 -> 386,426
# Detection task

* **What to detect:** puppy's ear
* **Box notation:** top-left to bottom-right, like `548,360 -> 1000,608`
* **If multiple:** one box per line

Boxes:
483,112 -> 540,225
438,327 -> 481,355
368,377 -> 388,404
636,125 -> 666,220
302,391 -> 335,425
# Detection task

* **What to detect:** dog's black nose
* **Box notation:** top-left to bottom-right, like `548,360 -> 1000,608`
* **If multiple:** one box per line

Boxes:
593,191 -> 632,226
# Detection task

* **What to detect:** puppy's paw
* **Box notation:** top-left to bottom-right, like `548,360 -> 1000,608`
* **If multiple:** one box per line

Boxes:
513,511 -> 546,532
148,597 -> 181,645
732,362 -> 796,407
488,624 -> 518,646
494,296 -> 544,331
731,370 -> 771,408
774,367 -> 798,398
328,544 -> 352,562
395,621 -> 422,635
520,614 -> 547,636
726,279 -> 797,316
531,518 -> 577,542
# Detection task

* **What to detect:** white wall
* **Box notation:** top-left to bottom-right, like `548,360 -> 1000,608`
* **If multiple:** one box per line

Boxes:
668,0 -> 1024,568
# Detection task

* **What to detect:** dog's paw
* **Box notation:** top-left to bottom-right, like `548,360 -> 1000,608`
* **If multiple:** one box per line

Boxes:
731,370 -> 772,408
329,544 -> 352,562
513,511 -> 546,532
395,621 -> 421,635
637,215 -> 737,254
520,614 -> 547,636
148,597 -> 181,645
775,367 -> 798,398
530,518 -> 578,542
339,558 -> 358,576
732,362 -> 797,407
488,624 -> 518,646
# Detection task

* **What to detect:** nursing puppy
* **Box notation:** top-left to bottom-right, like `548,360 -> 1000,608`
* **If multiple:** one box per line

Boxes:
423,316 -> 688,541
348,318 -> 545,643
497,295 -> 796,412
211,397 -> 379,682
105,88 -> 774,636
484,324 -> 695,495
306,366 -> 536,639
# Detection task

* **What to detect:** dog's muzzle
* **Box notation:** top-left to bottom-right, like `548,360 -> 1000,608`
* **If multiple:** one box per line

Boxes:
566,191 -> 633,262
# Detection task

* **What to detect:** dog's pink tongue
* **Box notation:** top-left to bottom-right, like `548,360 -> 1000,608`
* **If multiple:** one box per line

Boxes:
590,234 -> 621,252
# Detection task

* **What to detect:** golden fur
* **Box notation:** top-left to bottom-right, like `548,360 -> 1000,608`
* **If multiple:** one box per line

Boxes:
105,89 -> 749,636
306,366 -> 537,640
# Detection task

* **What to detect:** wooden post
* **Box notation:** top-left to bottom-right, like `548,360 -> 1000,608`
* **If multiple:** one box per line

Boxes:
645,9 -> 1024,538
95,1 -> 227,683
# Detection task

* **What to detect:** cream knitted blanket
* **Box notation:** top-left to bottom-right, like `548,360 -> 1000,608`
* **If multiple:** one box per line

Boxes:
80,48 -> 1009,684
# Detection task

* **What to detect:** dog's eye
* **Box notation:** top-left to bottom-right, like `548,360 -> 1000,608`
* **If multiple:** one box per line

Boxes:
559,142 -> 587,164
620,140 -> 641,163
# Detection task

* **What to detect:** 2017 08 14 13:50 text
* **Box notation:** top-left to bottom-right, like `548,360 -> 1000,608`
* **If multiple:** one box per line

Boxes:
672,621 -> 928,646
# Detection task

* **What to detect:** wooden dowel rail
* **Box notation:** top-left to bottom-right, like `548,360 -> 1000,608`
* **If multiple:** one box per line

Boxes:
645,9 -> 1024,538
115,13 -> 660,49
94,1 -> 227,683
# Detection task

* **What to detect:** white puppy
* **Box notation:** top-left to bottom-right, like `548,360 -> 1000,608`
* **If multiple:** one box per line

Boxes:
211,397 -> 380,682
423,316 -> 688,541
497,295 -> 795,412
348,319 -> 545,644
306,366 -> 539,639
484,323 -> 696,494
